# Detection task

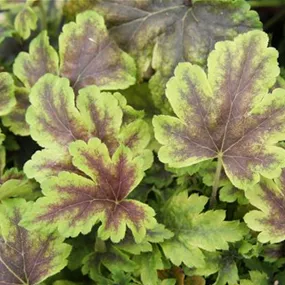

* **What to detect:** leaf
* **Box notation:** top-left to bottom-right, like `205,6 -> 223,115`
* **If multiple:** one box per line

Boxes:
161,192 -> 246,267
0,72 -> 16,116
59,10 -> 136,92
26,74 -> 89,151
25,77 -> 152,182
240,271 -> 269,285
14,6 -> 37,40
244,171 -> 285,243
153,31 -> 285,189
214,257 -> 239,285
0,199 -> 71,285
13,31 -> 59,89
92,0 -> 261,112
22,138 -> 156,242
133,245 -> 164,285
2,87 -> 30,136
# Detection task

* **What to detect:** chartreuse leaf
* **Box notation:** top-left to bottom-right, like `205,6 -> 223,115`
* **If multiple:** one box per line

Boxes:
59,10 -> 136,92
2,87 -> 30,136
0,72 -> 16,116
24,76 -> 152,182
133,245 -> 164,285
240,271 -> 268,285
161,192 -> 246,268
153,31 -> 285,190
91,0 -> 261,112
14,6 -> 37,40
22,138 -> 156,242
244,170 -> 285,243
0,199 -> 71,285
13,31 -> 59,89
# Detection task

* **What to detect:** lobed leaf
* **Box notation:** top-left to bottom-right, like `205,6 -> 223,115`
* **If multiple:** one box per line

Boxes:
13,31 -> 59,89
153,31 -> 285,189
161,192 -> 246,267
59,10 -> 136,92
22,138 -> 156,242
0,199 -> 71,285
92,0 -> 261,112
0,72 -> 16,116
244,170 -> 285,243
14,6 -> 37,40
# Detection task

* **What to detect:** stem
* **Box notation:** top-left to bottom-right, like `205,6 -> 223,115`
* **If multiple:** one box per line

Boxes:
173,266 -> 185,285
39,0 -> 47,30
209,155 -> 223,208
248,1 -> 285,7
264,9 -> 285,30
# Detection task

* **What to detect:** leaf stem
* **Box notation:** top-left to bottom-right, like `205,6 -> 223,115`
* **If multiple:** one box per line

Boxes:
248,1 -> 285,7
210,154 -> 223,208
173,266 -> 185,285
264,9 -> 285,30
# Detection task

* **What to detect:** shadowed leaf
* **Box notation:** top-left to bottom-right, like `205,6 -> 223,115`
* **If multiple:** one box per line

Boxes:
59,10 -> 136,92
0,199 -> 71,285
153,31 -> 285,189
244,170 -> 285,243
92,0 -> 261,112
0,72 -> 16,116
22,138 -> 156,242
2,87 -> 30,136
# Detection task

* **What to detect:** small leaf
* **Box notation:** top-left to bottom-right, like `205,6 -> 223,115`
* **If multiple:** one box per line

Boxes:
214,257 -> 239,285
22,138 -> 156,242
240,271 -> 269,285
13,31 -> 59,89
0,72 -> 16,116
14,6 -> 37,40
153,31 -> 285,189
0,199 -> 71,285
2,87 -> 30,136
59,10 -> 136,92
244,171 -> 285,243
161,192 -> 246,267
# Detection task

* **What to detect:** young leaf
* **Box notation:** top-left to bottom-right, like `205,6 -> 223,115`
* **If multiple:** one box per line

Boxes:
0,72 -> 16,116
2,87 -> 30,136
244,171 -> 285,243
22,138 -> 156,242
153,31 -> 285,189
93,0 -> 261,111
59,10 -> 136,92
14,6 -> 37,40
13,31 -> 59,89
0,199 -> 71,285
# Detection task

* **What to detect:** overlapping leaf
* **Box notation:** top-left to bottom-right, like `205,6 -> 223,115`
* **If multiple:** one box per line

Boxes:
22,138 -> 157,242
59,10 -> 136,92
244,169 -> 285,243
160,192 -> 246,268
24,74 -> 152,182
0,72 -> 16,116
0,199 -> 71,285
153,31 -> 285,189
91,0 -> 261,112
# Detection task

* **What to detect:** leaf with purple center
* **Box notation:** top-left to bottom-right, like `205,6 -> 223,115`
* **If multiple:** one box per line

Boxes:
0,198 -> 71,285
22,138 -> 157,242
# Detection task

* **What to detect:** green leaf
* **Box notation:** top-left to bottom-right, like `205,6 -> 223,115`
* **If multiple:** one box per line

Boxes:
2,87 -> 30,136
244,172 -> 285,243
92,0 -> 261,112
161,192 -> 246,267
22,138 -> 156,242
14,6 -> 38,40
59,10 -> 136,92
13,31 -> 59,89
214,257 -> 239,285
133,246 -> 163,285
0,72 -> 16,116
153,30 -> 285,189
240,271 -> 269,285
0,199 -> 71,285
